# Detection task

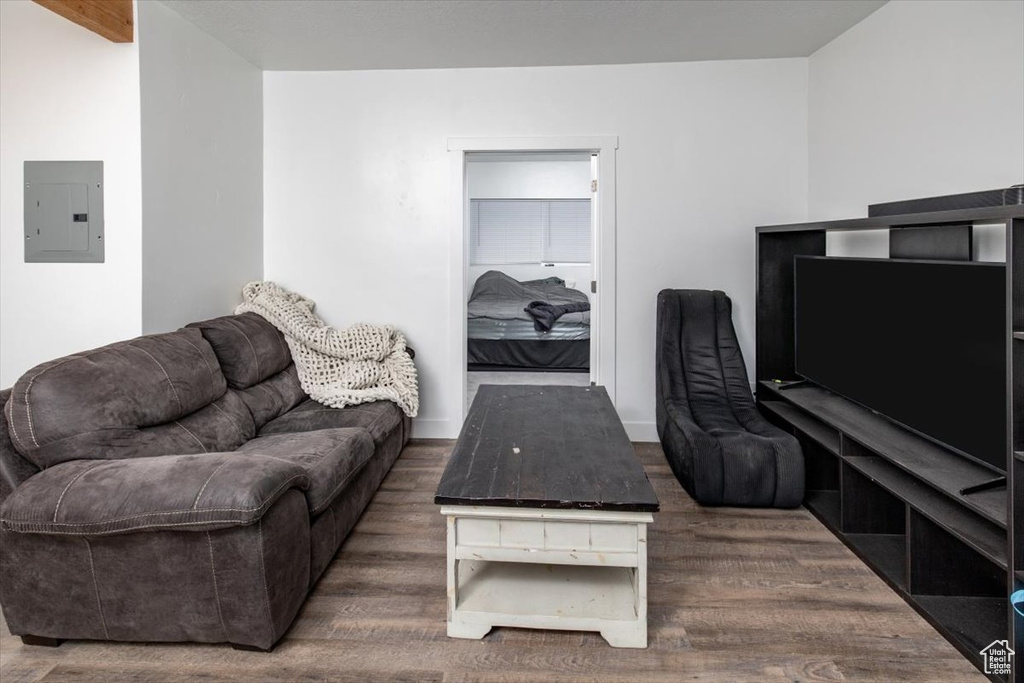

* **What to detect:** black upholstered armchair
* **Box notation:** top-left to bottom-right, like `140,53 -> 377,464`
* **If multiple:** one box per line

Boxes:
655,289 -> 804,508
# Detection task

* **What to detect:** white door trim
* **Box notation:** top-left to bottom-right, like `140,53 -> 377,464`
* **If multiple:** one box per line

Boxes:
447,136 -> 619,433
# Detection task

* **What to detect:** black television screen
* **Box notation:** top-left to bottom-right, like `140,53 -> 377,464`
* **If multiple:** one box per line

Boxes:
794,256 -> 1006,473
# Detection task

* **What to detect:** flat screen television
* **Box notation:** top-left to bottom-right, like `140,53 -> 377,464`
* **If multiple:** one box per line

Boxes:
794,256 -> 1006,473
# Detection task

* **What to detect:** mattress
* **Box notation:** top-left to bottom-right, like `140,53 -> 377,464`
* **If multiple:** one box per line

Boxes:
468,318 -> 590,341
468,339 -> 589,370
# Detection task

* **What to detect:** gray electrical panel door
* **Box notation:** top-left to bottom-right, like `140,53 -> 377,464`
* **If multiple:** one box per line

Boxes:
24,161 -> 104,263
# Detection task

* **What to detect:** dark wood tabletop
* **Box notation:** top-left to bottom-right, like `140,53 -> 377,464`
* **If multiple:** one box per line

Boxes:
434,385 -> 659,512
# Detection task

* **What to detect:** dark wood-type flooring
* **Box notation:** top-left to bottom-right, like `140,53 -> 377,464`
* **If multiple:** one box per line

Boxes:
1,441 -> 983,682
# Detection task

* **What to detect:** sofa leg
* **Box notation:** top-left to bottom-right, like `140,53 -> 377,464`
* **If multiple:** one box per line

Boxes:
231,642 -> 274,653
21,635 -> 64,647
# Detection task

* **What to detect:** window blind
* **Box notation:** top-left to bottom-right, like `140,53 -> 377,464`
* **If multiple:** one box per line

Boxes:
545,199 -> 591,263
470,198 -> 590,265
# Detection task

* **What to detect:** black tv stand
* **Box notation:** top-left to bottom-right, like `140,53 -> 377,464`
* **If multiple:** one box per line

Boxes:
960,476 -> 1007,496
755,204 -> 1023,681
758,381 -> 1009,680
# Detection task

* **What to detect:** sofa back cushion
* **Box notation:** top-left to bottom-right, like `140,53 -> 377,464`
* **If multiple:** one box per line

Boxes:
188,313 -> 291,390
5,329 -> 251,469
234,364 -> 307,430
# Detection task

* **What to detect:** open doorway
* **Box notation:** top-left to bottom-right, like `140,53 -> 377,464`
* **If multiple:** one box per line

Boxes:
447,136 -> 618,427
464,151 -> 594,408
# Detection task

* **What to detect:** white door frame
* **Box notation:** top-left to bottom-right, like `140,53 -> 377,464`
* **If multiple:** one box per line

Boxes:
447,136 -> 619,430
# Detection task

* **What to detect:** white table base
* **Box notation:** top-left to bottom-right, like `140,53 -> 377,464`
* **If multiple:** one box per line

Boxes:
441,506 -> 653,648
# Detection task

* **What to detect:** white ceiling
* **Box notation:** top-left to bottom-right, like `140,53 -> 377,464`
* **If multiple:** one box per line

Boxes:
159,0 -> 888,71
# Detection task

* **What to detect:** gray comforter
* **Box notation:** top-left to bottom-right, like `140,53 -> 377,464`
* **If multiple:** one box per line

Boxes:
468,270 -> 591,325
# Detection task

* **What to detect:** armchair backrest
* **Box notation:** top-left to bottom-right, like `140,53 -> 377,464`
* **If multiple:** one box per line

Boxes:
656,289 -> 756,416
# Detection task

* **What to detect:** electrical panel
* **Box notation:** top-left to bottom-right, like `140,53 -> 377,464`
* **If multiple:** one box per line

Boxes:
24,161 -> 104,263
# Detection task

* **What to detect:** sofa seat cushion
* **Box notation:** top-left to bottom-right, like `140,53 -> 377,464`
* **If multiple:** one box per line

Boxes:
237,428 -> 374,515
0,453 -> 308,536
5,329 -> 235,469
259,399 -> 402,446
188,313 -> 292,390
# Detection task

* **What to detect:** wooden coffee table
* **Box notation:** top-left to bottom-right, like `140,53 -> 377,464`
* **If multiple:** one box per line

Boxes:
434,385 -> 659,648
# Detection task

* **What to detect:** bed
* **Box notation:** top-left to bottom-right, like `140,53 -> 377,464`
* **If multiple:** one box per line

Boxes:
467,270 -> 590,371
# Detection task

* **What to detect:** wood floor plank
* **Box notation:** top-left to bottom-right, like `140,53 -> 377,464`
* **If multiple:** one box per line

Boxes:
1,441 -> 984,682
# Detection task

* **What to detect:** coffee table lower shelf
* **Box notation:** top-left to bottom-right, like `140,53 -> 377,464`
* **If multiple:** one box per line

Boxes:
452,560 -> 644,645
441,506 -> 653,648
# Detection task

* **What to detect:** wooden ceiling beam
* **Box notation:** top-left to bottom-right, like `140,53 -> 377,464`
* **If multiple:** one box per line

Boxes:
34,0 -> 134,44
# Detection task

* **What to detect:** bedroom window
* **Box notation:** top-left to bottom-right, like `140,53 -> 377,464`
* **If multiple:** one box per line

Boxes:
470,199 -> 590,265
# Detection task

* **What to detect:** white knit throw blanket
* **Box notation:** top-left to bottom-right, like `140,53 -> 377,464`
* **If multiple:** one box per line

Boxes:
236,281 -> 419,417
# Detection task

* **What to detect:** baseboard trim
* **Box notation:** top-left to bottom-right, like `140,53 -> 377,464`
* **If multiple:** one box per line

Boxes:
623,421 -> 658,443
411,418 -> 456,439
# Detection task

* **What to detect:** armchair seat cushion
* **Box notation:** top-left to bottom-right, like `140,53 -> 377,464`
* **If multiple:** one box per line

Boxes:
0,453 -> 308,536
258,399 -> 402,446
237,428 -> 374,515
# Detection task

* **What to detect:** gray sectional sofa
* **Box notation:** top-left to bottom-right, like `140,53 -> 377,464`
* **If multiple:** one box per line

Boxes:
0,313 -> 410,650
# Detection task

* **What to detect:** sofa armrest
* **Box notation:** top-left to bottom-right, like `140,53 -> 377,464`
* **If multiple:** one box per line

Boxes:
0,453 -> 308,536
1,388 -> 41,508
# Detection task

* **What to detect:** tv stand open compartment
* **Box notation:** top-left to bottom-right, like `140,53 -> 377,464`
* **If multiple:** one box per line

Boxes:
761,381 -> 1010,677
755,206 -> 1023,681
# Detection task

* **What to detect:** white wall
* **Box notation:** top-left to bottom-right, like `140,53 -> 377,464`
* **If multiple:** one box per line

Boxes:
0,0 -> 142,387
809,0 -> 1024,259
468,159 -> 590,199
264,60 -> 809,438
467,157 -> 592,293
139,1 -> 263,333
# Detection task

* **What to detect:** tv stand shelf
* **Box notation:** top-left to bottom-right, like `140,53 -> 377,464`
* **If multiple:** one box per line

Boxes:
759,383 -> 1006,527
761,387 -> 1007,564
759,382 -> 1010,678
845,455 -> 1006,568
756,206 -> 1023,681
